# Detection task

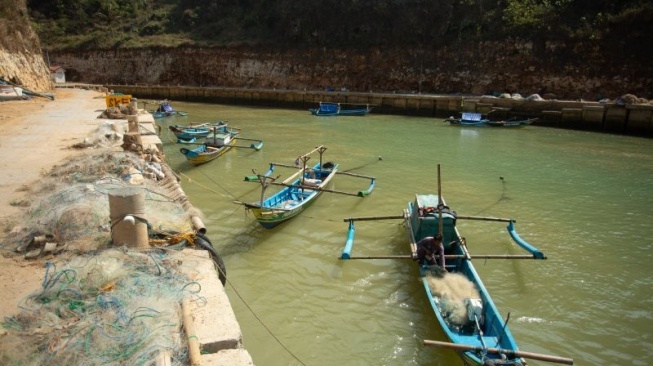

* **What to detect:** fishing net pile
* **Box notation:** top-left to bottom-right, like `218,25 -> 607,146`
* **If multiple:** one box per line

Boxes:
3,123 -> 198,257
1,248 -> 198,366
426,272 -> 481,329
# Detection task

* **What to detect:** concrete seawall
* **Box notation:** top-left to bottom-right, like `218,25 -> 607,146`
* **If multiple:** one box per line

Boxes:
97,84 -> 652,137
135,112 -> 255,366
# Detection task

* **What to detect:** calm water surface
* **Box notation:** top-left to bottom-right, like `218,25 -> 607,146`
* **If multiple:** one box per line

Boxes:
158,102 -> 653,366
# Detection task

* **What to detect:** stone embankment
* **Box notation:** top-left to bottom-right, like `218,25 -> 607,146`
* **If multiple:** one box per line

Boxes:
102,84 -> 653,137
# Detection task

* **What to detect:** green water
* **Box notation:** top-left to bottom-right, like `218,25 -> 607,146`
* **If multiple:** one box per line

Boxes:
158,102 -> 653,366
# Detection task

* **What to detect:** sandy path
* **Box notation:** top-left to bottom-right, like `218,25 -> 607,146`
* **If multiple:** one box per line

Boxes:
0,88 -> 107,320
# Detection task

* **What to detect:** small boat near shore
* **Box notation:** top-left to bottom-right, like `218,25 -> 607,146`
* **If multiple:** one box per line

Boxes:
178,124 -> 263,166
236,146 -> 376,228
152,100 -> 188,118
309,102 -> 373,116
0,85 -> 24,101
340,165 -> 573,366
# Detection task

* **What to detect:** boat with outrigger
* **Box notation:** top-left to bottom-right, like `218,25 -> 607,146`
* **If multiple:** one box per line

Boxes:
177,122 -> 263,166
309,102 -> 373,116
340,164 -> 573,366
235,146 -> 376,229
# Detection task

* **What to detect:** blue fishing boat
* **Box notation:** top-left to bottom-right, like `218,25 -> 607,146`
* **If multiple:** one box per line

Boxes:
340,165 -> 573,366
445,112 -> 490,126
168,121 -> 228,140
179,125 -> 263,165
237,146 -> 376,229
309,102 -> 373,116
152,100 -> 188,118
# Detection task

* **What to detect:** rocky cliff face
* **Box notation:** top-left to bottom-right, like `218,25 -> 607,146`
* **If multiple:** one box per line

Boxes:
0,0 -> 52,92
50,41 -> 650,101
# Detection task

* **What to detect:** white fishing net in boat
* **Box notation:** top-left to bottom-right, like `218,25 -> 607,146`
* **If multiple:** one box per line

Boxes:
426,272 -> 480,326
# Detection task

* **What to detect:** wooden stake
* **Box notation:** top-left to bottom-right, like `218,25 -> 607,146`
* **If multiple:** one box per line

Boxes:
182,298 -> 202,366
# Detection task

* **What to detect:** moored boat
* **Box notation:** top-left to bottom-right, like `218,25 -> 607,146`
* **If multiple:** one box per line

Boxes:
0,85 -> 23,100
236,146 -> 376,229
445,112 -> 489,126
340,165 -> 573,366
179,142 -> 234,166
168,121 -> 228,140
487,118 -> 538,127
309,102 -> 373,116
178,125 -> 263,165
152,100 -> 187,118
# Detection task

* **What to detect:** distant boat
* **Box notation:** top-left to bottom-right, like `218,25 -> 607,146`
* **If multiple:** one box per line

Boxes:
444,112 -> 489,126
168,121 -> 228,140
236,146 -> 376,228
309,102 -> 373,116
445,113 -> 537,128
152,100 -> 187,118
487,118 -> 538,127
0,85 -> 23,101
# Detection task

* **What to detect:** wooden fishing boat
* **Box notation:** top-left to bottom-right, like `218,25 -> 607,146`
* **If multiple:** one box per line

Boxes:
445,112 -> 490,126
179,125 -> 264,165
340,165 -> 573,366
168,121 -> 228,140
152,100 -> 187,118
309,102 -> 373,116
487,118 -> 538,127
236,146 -> 376,229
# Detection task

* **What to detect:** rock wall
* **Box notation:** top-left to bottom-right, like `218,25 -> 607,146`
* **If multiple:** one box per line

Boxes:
0,0 -> 52,92
50,39 -> 651,101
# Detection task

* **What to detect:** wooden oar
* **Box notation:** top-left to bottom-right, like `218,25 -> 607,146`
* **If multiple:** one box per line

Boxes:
342,254 -> 545,260
423,340 -> 574,365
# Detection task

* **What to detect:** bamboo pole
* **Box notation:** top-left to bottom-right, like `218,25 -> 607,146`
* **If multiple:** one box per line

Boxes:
423,340 -> 574,365
456,215 -> 513,222
335,171 -> 375,180
342,215 -> 404,222
182,298 -> 202,366
342,254 -> 544,260
267,181 -> 361,197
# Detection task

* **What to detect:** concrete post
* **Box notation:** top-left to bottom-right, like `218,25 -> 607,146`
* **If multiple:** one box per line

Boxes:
109,188 -> 149,248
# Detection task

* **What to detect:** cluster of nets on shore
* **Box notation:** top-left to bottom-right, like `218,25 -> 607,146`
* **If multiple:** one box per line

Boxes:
1,248 -> 198,366
3,149 -> 196,253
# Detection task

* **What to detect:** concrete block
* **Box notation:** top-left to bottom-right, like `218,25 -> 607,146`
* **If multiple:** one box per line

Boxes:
178,249 -> 243,354
202,349 -> 255,366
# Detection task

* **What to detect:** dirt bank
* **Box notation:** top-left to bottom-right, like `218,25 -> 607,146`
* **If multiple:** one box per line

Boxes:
0,88 -> 105,320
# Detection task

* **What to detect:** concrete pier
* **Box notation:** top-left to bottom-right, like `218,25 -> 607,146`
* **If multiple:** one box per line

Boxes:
133,112 -> 255,365
95,84 -> 652,137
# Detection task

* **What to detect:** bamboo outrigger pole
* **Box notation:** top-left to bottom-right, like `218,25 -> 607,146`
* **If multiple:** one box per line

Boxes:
423,340 -> 574,365
341,254 -> 546,260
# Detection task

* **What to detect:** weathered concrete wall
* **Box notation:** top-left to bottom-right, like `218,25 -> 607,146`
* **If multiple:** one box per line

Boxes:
51,39 -> 652,101
96,84 -> 652,137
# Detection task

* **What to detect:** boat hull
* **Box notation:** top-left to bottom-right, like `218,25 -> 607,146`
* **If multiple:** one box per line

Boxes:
247,163 -> 338,228
407,194 -> 523,366
180,139 -> 235,166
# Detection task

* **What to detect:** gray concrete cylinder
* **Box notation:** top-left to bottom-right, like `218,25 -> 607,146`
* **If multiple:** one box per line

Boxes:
109,187 -> 149,248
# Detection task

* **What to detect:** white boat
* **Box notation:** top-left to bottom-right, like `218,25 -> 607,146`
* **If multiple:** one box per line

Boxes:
0,85 -> 23,100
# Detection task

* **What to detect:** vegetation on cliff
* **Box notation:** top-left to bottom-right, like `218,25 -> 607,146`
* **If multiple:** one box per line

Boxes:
27,0 -> 653,53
